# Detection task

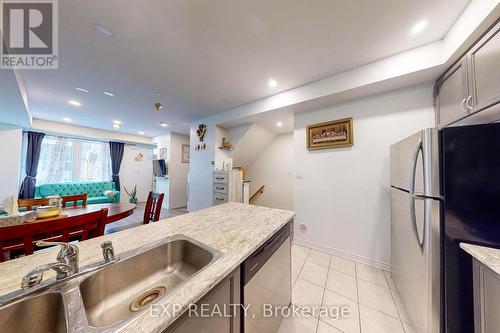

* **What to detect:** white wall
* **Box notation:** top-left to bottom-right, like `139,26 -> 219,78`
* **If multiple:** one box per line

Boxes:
227,123 -> 276,168
120,146 -> 153,203
0,124 -> 23,203
168,133 -> 190,208
294,84 -> 435,269
246,133 -> 294,210
188,121 -> 228,211
33,119 -> 153,145
153,132 -> 190,209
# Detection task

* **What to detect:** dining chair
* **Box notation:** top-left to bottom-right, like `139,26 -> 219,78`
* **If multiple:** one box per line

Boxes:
62,193 -> 88,207
17,198 -> 50,211
143,191 -> 164,224
0,208 -> 108,262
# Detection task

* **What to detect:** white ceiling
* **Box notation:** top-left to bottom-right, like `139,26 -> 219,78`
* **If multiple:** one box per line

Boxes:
220,108 -> 294,135
16,0 -> 469,136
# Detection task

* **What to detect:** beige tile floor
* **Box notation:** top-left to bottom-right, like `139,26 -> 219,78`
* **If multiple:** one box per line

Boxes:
104,203 -> 188,234
279,244 -> 416,333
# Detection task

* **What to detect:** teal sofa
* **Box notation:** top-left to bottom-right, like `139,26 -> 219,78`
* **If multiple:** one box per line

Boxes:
35,181 -> 120,205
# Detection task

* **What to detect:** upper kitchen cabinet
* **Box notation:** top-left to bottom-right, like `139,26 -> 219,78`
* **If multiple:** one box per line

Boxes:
435,58 -> 469,128
469,20 -> 500,115
435,19 -> 500,128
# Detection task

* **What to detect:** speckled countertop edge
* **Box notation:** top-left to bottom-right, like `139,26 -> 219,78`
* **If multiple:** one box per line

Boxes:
460,243 -> 500,275
0,203 -> 295,332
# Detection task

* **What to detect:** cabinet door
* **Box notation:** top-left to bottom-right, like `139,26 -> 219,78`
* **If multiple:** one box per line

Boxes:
469,20 -> 500,114
435,58 -> 469,128
473,260 -> 500,333
165,269 -> 240,333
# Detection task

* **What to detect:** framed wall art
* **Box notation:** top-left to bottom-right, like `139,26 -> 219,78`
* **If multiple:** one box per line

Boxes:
306,117 -> 353,150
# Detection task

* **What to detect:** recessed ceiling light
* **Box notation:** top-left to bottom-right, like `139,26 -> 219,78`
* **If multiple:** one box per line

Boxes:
104,91 -> 115,97
268,78 -> 278,88
63,117 -> 72,122
68,100 -> 81,107
138,131 -> 145,135
113,120 -> 122,125
74,87 -> 89,93
276,122 -> 283,127
160,122 -> 168,128
411,20 -> 428,35
93,23 -> 114,38
113,123 -> 120,130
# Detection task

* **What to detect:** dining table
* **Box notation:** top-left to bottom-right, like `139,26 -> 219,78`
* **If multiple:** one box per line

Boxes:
30,202 -> 137,225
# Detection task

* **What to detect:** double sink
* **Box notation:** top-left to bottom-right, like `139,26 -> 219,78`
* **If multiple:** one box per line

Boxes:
0,235 -> 222,332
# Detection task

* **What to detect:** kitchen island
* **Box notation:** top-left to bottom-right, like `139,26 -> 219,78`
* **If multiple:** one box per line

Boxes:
0,203 -> 295,333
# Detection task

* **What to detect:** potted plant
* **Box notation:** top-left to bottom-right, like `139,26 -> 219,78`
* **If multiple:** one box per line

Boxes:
124,185 -> 138,204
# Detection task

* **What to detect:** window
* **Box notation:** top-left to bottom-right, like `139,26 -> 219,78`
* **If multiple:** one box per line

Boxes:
38,136 -> 73,184
80,141 -> 112,181
37,136 -> 112,184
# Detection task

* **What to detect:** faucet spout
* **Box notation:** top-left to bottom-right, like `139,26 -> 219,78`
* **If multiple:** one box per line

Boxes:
21,262 -> 72,289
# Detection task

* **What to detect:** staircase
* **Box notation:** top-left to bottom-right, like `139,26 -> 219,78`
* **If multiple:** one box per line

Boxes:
249,185 -> 265,204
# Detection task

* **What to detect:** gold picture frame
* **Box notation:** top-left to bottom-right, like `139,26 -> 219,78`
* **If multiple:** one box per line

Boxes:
306,117 -> 353,150
181,144 -> 190,163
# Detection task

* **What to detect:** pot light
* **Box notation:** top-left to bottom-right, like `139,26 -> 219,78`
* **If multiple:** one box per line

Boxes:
74,87 -> 88,93
113,120 -> 122,125
276,122 -> 283,127
63,117 -> 72,122
68,100 -> 81,107
139,131 -> 145,135
411,20 -> 428,35
104,91 -> 115,97
160,122 -> 168,128
268,78 -> 278,88
93,23 -> 114,38
113,123 -> 120,130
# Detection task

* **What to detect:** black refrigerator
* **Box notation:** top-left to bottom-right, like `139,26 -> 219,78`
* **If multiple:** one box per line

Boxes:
441,123 -> 500,333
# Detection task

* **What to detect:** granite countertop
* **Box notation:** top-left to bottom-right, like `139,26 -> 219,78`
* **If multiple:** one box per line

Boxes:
0,203 -> 295,332
460,243 -> 500,275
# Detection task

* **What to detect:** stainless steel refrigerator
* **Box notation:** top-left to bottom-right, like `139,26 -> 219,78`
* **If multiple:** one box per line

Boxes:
390,128 -> 441,333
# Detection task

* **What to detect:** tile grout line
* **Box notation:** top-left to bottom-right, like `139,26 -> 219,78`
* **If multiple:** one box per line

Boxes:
316,255 -> 331,333
384,271 -> 407,332
355,263 -> 362,333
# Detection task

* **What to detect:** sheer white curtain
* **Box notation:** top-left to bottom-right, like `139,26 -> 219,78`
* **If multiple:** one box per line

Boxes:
80,141 -> 112,181
38,136 -> 73,184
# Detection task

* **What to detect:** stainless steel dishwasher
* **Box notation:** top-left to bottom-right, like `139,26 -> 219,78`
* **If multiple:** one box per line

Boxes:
241,223 -> 291,333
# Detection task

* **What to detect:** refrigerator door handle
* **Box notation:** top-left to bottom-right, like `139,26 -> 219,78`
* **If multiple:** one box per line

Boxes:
409,138 -> 422,195
409,138 -> 425,251
410,195 -> 425,251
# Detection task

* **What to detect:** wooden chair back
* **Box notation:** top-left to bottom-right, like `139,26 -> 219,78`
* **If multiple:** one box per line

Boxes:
62,193 -> 88,207
17,198 -> 50,211
143,191 -> 164,224
0,208 -> 108,262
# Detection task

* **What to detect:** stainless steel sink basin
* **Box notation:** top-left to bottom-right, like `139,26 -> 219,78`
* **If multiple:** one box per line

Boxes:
0,292 -> 67,333
79,238 -> 217,327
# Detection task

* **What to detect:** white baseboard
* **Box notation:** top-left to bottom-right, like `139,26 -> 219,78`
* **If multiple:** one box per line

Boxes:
293,238 -> 391,272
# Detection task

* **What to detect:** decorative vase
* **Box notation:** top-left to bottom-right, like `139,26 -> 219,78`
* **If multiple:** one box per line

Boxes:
129,198 -> 138,204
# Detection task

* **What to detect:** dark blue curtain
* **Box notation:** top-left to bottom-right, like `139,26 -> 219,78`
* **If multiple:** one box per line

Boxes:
158,159 -> 166,176
19,131 -> 45,199
109,141 -> 125,191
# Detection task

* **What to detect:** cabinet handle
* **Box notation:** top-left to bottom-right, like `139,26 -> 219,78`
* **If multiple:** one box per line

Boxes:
466,95 -> 473,111
460,98 -> 467,113
216,177 -> 224,180
216,187 -> 224,190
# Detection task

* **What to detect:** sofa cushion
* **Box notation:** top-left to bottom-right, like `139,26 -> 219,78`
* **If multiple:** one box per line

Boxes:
87,196 -> 115,204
